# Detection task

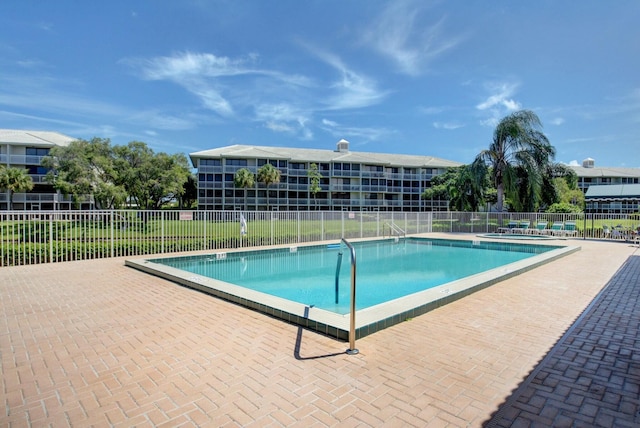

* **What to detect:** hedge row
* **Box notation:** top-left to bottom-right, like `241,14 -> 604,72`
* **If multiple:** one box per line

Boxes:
1,233 -> 331,266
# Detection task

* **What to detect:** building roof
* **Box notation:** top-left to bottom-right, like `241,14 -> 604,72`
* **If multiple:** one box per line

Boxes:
0,129 -> 76,147
585,184 -> 640,200
568,165 -> 640,179
190,143 -> 463,169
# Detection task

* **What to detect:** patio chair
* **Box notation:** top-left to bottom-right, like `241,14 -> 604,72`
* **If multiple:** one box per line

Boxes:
549,222 -> 565,236
611,227 -> 623,240
498,220 -> 519,234
534,221 -> 549,235
563,221 -> 578,237
515,220 -> 531,234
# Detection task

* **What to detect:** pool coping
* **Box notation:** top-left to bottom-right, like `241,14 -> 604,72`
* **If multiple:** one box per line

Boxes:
125,236 -> 580,341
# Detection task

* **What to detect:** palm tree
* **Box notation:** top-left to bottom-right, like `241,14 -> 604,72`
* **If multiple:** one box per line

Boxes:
233,168 -> 255,210
472,110 -> 555,212
0,166 -> 35,210
307,163 -> 322,210
257,163 -> 281,210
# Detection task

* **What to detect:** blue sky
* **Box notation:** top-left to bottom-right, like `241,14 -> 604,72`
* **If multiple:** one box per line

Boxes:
1,1 -> 639,167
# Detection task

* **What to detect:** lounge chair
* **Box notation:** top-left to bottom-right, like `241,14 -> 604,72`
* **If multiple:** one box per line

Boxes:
563,221 -> 578,237
515,220 -> 531,234
498,221 -> 519,233
549,222 -> 564,236
534,221 -> 549,235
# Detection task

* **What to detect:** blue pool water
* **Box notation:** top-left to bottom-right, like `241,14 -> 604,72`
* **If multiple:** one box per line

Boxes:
151,238 -> 558,315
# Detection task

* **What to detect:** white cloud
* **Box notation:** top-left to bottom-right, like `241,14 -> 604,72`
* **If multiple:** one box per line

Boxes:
306,48 -> 388,110
319,117 -> 391,142
550,117 -> 565,125
361,1 -> 462,75
433,121 -> 464,130
476,82 -> 520,111
254,103 -> 313,140
476,81 -> 522,127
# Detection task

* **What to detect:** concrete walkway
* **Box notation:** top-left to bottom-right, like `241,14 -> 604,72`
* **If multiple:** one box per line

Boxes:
1,236 -> 638,427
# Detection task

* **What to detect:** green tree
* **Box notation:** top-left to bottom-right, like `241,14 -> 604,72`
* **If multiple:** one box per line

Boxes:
535,163 -> 580,211
42,138 -> 126,209
257,163 -> 281,210
234,168 -> 255,210
422,166 -> 487,211
114,142 -> 191,209
552,176 -> 584,208
0,166 -> 34,210
307,163 -> 322,210
146,152 -> 191,209
180,174 -> 198,209
472,110 -> 555,212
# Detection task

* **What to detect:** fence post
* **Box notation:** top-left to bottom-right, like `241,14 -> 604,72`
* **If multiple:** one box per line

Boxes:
203,211 -> 207,250
161,211 -> 165,254
110,210 -> 114,258
49,213 -> 53,263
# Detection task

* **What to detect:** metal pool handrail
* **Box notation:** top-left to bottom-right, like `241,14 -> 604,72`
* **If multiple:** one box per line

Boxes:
341,238 -> 359,355
383,221 -> 406,239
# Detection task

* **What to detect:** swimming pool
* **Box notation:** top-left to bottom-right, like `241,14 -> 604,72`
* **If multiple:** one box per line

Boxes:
126,236 -> 579,340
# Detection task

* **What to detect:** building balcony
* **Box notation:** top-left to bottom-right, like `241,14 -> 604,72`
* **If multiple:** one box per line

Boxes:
6,154 -> 48,166
198,165 -> 223,173
2,192 -> 85,204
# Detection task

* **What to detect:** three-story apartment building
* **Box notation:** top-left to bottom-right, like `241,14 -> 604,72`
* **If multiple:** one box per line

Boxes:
190,139 -> 463,211
0,129 -> 81,210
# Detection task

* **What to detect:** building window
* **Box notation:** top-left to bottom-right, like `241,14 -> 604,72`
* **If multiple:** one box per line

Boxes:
200,159 -> 221,166
28,165 -> 49,175
225,159 -> 248,166
26,147 -> 50,156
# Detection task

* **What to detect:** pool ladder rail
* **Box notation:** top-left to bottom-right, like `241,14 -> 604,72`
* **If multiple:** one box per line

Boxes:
332,238 -> 359,355
384,222 -> 406,240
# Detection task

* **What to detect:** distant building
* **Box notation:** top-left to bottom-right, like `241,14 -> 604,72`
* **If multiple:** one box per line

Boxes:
584,184 -> 640,214
4,128 -> 640,213
569,158 -> 640,214
190,140 -> 463,211
0,129 -> 88,210
569,158 -> 640,191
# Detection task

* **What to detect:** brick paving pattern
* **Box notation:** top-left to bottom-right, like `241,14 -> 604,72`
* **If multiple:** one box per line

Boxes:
487,253 -> 640,427
1,236 -> 638,427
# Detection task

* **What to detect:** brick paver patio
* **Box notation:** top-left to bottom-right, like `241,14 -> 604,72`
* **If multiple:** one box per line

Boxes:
1,235 -> 638,427
487,251 -> 640,427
